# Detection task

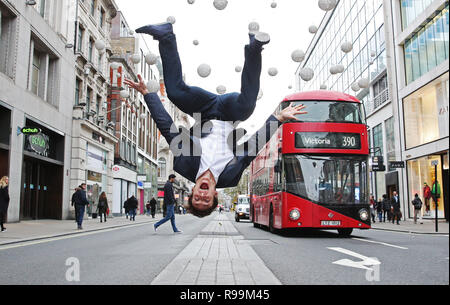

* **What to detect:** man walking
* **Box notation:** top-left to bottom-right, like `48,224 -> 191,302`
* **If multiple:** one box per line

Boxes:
71,187 -> 80,223
150,197 -> 157,219
154,175 -> 182,234
391,191 -> 401,225
74,183 -> 90,230
412,194 -> 423,224
128,195 -> 138,221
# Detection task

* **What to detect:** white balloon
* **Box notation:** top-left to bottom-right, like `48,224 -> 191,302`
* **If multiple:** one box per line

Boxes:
300,68 -> 314,81
291,49 -> 306,63
187,0 -> 195,4
235,66 -> 242,73
257,89 -> 263,100
288,85 -> 293,89
95,40 -> 105,51
309,25 -> 318,34
193,40 -> 199,46
131,54 -> 141,64
197,64 -> 211,78
335,64 -> 345,73
128,30 -> 135,36
216,85 -> 227,95
320,84 -> 328,90
341,41 -> 353,53
358,78 -> 370,89
167,16 -> 176,24
145,53 -> 158,65
271,2 -> 277,8
318,0 -> 337,11
268,67 -> 278,77
213,0 -> 228,10
120,90 -> 130,99
248,21 -> 260,32
330,65 -> 338,75
351,83 -> 360,92
147,80 -> 160,93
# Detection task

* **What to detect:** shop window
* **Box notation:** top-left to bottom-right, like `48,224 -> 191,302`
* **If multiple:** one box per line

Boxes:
158,158 -> 166,179
403,73 -> 449,149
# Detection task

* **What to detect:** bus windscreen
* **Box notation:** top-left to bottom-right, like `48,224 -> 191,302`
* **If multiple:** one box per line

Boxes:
281,101 -> 364,124
284,155 -> 368,205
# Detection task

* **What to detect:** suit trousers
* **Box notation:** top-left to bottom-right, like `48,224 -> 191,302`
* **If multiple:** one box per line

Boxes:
158,34 -> 262,122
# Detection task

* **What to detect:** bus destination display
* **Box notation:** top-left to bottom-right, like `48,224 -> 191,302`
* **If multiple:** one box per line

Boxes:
295,132 -> 361,150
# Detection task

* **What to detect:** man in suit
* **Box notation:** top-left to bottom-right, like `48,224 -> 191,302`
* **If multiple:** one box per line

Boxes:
154,174 -> 182,233
391,191 -> 401,225
135,21 -> 270,123
126,75 -> 306,218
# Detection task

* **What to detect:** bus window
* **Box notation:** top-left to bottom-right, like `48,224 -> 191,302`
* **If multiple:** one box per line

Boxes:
284,155 -> 368,205
281,101 -> 365,124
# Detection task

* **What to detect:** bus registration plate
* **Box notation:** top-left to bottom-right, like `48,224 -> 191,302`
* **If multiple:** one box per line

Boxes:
321,221 -> 341,226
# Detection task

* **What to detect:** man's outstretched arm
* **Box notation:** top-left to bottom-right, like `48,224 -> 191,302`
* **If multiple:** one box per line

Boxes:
125,75 -> 179,145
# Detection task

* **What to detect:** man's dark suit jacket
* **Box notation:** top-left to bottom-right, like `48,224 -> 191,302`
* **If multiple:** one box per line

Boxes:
164,181 -> 176,206
144,93 -> 281,188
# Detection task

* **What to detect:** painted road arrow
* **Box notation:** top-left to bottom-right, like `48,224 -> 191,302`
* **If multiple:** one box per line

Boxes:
328,247 -> 381,270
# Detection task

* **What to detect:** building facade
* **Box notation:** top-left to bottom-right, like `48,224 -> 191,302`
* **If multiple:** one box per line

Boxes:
109,11 -> 159,216
0,0 -> 76,221
70,0 -> 119,217
298,0 -> 449,220
386,0 -> 449,220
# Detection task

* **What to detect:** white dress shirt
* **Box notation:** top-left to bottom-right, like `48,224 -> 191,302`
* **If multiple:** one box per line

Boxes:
196,120 -> 235,183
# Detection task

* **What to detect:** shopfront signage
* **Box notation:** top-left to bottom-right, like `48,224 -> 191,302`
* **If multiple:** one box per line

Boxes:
295,132 -> 361,150
137,175 -> 147,182
389,161 -> 405,169
28,133 -> 49,157
371,156 -> 386,172
21,127 -> 41,135
143,182 -> 152,189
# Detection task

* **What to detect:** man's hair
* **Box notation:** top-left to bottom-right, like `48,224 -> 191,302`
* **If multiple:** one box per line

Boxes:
186,195 -> 219,218
168,174 -> 176,180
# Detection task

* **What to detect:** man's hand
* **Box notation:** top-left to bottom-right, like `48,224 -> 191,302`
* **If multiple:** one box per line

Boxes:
275,103 -> 308,123
124,74 -> 149,96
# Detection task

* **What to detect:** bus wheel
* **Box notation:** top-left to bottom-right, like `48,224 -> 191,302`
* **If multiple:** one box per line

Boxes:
269,205 -> 276,234
337,228 -> 353,237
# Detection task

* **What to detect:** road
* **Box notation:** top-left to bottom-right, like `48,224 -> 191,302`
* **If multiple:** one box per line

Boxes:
0,212 -> 448,285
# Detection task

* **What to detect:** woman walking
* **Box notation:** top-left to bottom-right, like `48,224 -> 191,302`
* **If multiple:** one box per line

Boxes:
98,192 -> 109,223
0,176 -> 10,232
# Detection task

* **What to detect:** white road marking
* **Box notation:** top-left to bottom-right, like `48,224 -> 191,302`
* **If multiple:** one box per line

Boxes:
0,222 -> 151,251
351,237 -> 409,250
328,247 -> 381,271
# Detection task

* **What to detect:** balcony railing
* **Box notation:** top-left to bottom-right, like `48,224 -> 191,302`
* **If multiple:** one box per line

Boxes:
367,88 -> 390,114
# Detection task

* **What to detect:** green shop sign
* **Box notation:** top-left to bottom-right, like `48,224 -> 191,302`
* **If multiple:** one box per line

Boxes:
28,133 -> 49,157
21,127 -> 41,135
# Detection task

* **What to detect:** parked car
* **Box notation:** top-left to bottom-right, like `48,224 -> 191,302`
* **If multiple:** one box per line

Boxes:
235,203 -> 250,222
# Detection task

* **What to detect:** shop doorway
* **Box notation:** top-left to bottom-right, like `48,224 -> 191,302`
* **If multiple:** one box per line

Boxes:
20,156 -> 63,220
385,171 -> 399,199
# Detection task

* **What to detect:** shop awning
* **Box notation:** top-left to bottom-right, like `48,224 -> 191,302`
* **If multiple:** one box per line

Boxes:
157,191 -> 164,198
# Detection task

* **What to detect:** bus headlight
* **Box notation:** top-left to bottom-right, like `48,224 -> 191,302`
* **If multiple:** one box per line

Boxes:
359,209 -> 369,221
289,209 -> 301,221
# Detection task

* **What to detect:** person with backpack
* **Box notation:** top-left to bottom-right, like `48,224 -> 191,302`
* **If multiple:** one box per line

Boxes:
412,193 -> 423,224
382,194 -> 391,223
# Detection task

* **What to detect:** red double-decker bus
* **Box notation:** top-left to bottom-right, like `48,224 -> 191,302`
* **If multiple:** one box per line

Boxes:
250,91 -> 371,236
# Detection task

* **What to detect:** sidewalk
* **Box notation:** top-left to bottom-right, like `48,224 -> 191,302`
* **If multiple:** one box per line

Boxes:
371,218 -> 449,235
0,215 -> 161,246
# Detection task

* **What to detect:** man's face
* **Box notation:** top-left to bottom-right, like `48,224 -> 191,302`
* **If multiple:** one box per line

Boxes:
192,172 -> 218,211
81,184 -> 86,190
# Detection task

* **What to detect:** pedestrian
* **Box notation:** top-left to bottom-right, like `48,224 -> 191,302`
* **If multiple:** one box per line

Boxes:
382,194 -> 391,222
370,195 -> 376,223
128,195 -> 138,221
154,175 -> 182,234
126,22 -> 307,219
219,206 -> 223,214
423,182 -> 432,216
98,192 -> 109,223
74,183 -> 90,230
71,187 -> 80,223
150,197 -> 157,219
391,191 -> 401,225
412,194 -> 423,224
376,198 -> 383,223
146,202 -> 151,216
124,198 -> 130,219
0,176 -> 10,233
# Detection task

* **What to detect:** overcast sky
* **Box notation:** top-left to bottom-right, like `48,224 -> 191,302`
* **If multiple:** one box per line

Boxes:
115,0 -> 324,132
